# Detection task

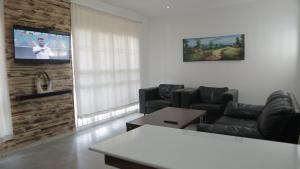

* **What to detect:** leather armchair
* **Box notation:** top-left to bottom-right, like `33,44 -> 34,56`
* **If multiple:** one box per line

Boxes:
139,84 -> 184,115
181,86 -> 239,123
198,90 -> 300,144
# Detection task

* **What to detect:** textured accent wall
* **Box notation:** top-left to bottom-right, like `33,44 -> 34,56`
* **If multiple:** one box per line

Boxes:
0,0 -> 75,152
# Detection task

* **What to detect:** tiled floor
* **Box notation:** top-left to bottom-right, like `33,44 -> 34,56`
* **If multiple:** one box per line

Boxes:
0,113 -> 143,169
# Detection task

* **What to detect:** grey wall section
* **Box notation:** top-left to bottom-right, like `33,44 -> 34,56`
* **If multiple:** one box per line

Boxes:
142,0 -> 300,104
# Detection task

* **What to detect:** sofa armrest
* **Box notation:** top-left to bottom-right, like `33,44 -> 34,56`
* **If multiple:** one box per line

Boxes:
224,101 -> 264,119
221,89 -> 239,110
181,89 -> 199,108
197,123 -> 262,139
139,87 -> 159,114
223,89 -> 239,102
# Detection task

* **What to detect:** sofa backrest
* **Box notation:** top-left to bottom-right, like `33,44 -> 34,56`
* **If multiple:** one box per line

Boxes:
258,91 -> 300,144
158,84 -> 184,100
281,94 -> 300,144
258,98 -> 293,140
199,86 -> 228,104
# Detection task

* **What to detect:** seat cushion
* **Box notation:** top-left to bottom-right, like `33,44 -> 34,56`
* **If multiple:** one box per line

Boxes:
224,101 -> 263,119
190,103 -> 221,113
258,98 -> 293,139
158,84 -> 184,99
216,116 -> 257,128
199,86 -> 228,104
145,99 -> 172,108
197,123 -> 262,139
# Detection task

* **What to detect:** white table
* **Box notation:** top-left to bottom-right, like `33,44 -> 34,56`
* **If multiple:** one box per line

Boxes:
90,125 -> 300,169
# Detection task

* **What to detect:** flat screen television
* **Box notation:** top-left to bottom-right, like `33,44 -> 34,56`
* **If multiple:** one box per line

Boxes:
13,25 -> 71,63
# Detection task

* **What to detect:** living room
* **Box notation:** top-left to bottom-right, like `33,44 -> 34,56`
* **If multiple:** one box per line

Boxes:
0,0 -> 299,169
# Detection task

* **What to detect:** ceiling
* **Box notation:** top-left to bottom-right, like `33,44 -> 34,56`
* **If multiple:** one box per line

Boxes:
97,0 -> 258,17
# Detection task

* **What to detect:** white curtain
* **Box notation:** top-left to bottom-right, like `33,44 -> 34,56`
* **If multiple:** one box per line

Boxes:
0,0 -> 13,139
72,4 -> 141,118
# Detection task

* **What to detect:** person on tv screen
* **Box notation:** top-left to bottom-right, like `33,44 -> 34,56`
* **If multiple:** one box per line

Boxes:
32,37 -> 51,59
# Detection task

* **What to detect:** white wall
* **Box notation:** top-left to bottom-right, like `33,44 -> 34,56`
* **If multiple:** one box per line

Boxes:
143,0 -> 300,104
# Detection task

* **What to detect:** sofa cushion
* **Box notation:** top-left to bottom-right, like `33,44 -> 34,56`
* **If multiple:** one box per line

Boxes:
145,99 -> 172,108
216,116 -> 257,128
258,98 -> 293,139
266,90 -> 289,105
199,86 -> 228,104
224,102 -> 263,119
158,84 -> 184,99
190,103 -> 221,113
197,123 -> 262,139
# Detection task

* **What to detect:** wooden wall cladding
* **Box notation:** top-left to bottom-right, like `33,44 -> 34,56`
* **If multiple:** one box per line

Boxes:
0,0 -> 75,152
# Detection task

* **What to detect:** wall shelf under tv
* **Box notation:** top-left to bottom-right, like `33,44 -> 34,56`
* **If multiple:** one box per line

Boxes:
16,90 -> 72,101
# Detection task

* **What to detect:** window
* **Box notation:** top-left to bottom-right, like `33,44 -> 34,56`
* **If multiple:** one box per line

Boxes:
71,3 -> 141,127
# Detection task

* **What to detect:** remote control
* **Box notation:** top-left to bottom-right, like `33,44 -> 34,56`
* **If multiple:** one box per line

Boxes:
164,120 -> 178,125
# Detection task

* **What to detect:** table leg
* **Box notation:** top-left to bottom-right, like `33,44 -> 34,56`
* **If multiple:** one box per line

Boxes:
200,115 -> 206,123
105,155 -> 157,169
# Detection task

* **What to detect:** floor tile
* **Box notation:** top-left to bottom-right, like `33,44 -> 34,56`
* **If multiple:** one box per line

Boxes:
0,113 -> 142,169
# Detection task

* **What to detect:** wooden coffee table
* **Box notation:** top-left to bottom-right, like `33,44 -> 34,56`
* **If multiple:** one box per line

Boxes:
126,107 -> 206,131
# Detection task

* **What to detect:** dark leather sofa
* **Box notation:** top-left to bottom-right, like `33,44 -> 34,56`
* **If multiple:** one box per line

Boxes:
139,84 -> 184,115
181,86 -> 239,123
198,91 -> 300,144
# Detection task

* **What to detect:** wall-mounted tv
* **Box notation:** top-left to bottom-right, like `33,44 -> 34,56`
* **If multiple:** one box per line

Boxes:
13,25 -> 71,63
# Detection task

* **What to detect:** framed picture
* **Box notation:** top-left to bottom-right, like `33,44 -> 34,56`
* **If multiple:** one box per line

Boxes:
183,34 -> 245,62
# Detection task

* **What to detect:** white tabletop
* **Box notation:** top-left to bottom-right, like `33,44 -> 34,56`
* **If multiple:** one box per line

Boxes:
90,125 -> 300,169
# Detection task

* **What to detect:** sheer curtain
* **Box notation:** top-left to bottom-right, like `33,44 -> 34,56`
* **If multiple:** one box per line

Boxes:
72,3 -> 141,123
0,0 -> 13,139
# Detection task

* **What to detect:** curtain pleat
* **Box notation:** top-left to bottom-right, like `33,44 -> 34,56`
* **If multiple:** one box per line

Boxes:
71,3 -> 141,118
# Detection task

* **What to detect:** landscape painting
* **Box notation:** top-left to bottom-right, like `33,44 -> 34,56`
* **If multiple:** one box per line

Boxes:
183,34 -> 245,62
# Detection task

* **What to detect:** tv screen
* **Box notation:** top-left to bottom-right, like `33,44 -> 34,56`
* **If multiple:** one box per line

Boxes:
13,25 -> 71,63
